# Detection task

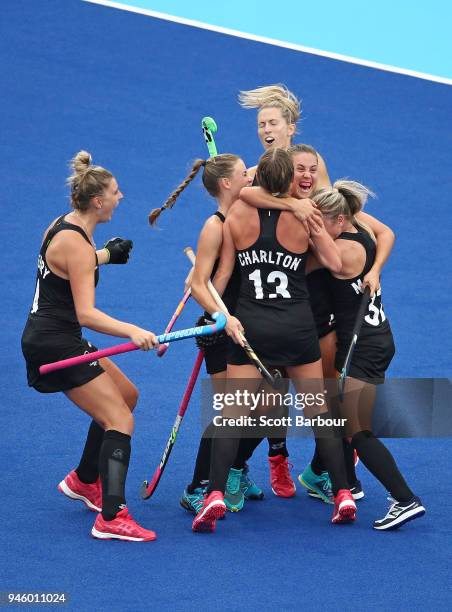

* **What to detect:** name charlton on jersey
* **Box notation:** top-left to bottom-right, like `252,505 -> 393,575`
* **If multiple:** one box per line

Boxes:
238,249 -> 302,271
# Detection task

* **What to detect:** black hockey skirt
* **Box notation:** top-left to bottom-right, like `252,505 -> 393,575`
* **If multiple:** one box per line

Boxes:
228,299 -> 320,367
335,323 -> 395,384
307,268 -> 336,339
21,316 -> 104,393
203,337 -> 228,375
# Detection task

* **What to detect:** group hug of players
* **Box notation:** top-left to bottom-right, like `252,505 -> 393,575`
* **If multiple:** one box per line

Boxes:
21,85 -> 425,542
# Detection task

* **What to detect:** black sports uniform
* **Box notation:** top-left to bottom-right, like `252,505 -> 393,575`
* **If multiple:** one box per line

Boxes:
228,208 -> 320,367
254,173 -> 335,342
330,228 -> 395,383
200,211 -> 241,375
306,269 -> 336,339
21,215 -> 104,393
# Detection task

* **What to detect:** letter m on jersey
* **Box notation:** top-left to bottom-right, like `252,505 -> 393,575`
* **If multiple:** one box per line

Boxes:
351,279 -> 363,295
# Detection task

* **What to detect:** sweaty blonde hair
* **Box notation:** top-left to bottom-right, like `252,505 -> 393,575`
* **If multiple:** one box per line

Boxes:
67,150 -> 113,211
313,180 -> 377,242
238,84 -> 301,126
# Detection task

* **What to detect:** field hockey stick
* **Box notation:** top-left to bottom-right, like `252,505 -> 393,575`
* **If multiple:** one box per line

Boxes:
156,289 -> 191,357
338,286 -> 371,401
184,247 -> 281,388
156,118 -> 217,357
202,116 -> 218,157
140,349 -> 204,500
39,313 -> 226,375
140,117 -> 220,495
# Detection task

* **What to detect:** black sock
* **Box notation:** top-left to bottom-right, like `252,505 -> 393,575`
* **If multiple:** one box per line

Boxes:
310,444 -> 325,476
314,437 -> 349,495
309,407 -> 349,494
343,439 -> 358,486
267,438 -> 289,457
232,437 -> 263,469
187,423 -> 214,493
207,436 -> 241,493
351,431 -> 414,503
76,420 -> 104,484
98,430 -> 131,521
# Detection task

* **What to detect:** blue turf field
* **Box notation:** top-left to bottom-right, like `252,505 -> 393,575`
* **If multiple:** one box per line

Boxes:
1,1 -> 451,610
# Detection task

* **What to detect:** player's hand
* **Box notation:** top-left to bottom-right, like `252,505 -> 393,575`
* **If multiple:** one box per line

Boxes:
104,237 -> 133,264
226,315 -> 244,346
291,199 -> 323,233
129,327 -> 159,351
306,209 -> 325,235
362,270 -> 380,297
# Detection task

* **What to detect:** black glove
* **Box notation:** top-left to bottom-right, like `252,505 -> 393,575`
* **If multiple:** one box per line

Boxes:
103,237 -> 133,264
195,314 -> 226,350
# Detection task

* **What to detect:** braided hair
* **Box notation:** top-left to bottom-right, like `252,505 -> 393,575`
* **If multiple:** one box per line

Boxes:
149,154 -> 240,225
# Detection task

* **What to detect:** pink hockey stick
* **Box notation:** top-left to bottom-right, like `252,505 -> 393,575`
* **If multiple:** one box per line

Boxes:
141,349 -> 204,499
40,342 -> 138,375
157,288 -> 191,357
39,313 -> 226,375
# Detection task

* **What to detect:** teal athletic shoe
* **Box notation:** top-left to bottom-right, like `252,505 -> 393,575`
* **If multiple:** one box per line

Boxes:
298,464 -> 333,504
224,468 -> 245,512
240,464 -> 264,500
180,487 -> 205,515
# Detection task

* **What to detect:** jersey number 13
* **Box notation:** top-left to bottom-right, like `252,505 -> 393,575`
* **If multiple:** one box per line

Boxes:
249,269 -> 291,299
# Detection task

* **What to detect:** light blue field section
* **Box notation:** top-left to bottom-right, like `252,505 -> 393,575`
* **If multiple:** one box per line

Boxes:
112,0 -> 452,81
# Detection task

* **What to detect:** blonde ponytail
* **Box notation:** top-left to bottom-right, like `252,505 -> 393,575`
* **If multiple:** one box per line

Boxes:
67,150 -> 113,211
313,179 -> 377,242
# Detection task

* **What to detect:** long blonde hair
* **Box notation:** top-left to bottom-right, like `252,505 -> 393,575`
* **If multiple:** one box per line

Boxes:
313,180 -> 377,242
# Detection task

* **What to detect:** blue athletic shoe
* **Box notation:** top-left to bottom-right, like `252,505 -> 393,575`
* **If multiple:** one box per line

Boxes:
225,468 -> 245,512
298,464 -> 333,504
180,487 -> 205,515
240,464 -> 264,500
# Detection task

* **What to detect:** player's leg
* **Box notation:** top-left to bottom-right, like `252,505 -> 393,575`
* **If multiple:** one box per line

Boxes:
68,357 -> 138,495
288,359 -> 356,524
182,344 -> 226,514
299,331 -> 337,503
63,373 -> 155,541
193,364 -> 261,531
341,376 -> 425,530
300,331 -> 362,502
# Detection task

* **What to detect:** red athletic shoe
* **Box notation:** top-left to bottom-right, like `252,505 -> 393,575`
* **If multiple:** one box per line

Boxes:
192,491 -> 226,533
91,508 -> 156,541
332,489 -> 356,524
354,449 -> 359,467
58,470 -> 102,512
268,455 -> 296,497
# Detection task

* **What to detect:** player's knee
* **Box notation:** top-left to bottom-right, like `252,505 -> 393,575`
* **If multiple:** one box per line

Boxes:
102,404 -> 135,435
350,429 -> 374,449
